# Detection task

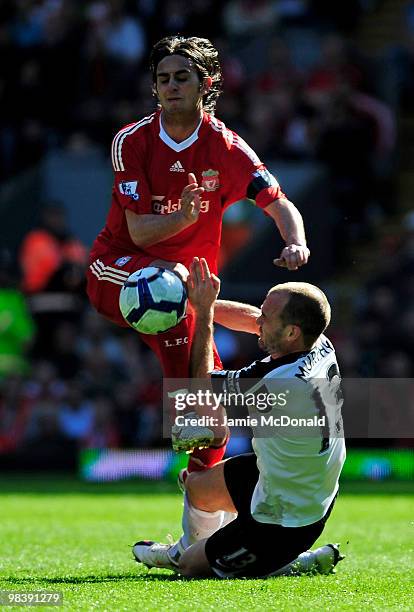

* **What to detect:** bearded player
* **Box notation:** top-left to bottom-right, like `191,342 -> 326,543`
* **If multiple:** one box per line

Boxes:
86,36 -> 310,474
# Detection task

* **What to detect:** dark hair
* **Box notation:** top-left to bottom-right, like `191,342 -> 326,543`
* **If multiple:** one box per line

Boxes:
149,35 -> 223,114
270,282 -> 331,347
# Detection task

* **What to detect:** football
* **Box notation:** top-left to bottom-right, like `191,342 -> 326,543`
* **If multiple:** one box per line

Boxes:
119,267 -> 187,334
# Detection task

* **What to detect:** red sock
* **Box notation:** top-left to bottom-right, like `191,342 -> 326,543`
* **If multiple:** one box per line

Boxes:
187,440 -> 228,472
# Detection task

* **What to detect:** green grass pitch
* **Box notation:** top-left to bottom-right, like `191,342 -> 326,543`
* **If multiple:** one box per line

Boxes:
0,476 -> 412,611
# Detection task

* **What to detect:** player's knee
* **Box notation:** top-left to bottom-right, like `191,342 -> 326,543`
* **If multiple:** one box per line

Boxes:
150,259 -> 189,283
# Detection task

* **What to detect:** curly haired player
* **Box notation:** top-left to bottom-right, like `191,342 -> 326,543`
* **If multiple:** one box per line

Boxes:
86,36 -> 310,473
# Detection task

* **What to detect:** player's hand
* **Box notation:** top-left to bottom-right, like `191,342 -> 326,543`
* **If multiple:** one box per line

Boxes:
187,257 -> 220,314
179,173 -> 204,224
274,244 -> 310,271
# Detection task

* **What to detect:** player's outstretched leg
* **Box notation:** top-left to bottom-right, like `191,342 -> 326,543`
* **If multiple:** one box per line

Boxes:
132,541 -> 345,575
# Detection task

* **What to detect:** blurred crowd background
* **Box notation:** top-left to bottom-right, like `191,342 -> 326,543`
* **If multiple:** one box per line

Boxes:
1,0 -> 413,469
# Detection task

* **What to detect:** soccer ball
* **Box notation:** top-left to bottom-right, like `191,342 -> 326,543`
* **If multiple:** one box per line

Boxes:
119,267 -> 187,334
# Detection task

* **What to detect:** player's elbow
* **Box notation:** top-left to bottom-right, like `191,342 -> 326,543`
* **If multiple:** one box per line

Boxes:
177,557 -> 195,577
125,210 -> 156,247
127,226 -> 157,248
178,544 -> 213,578
265,197 -> 293,220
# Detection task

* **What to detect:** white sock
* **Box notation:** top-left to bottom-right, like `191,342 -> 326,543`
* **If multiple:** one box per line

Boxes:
169,493 -> 224,559
221,510 -> 237,528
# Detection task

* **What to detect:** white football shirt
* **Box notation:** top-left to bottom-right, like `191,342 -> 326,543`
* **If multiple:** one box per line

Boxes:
212,334 -> 346,527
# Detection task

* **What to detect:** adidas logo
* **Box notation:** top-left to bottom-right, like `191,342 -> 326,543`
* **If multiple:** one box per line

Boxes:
170,160 -> 185,172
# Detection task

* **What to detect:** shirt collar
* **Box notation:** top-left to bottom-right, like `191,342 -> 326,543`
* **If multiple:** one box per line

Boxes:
159,113 -> 203,152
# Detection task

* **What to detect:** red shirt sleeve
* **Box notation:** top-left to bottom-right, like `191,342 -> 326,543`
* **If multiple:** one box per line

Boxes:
110,129 -> 153,214
221,133 -> 285,210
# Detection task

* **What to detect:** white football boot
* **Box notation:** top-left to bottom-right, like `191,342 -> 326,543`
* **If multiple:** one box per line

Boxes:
171,411 -> 214,453
313,543 -> 345,574
273,543 -> 345,576
132,538 -> 185,571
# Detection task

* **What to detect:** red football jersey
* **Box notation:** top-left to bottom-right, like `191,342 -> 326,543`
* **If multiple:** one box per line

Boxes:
93,109 -> 285,273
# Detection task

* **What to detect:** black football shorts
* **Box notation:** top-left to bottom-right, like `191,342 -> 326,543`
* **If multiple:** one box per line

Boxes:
204,453 -> 336,578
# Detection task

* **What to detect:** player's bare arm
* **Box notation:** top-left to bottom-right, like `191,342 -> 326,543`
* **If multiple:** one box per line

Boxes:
187,257 -> 227,444
187,257 -> 220,379
265,198 -> 310,271
214,300 -> 260,335
125,173 -> 203,248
